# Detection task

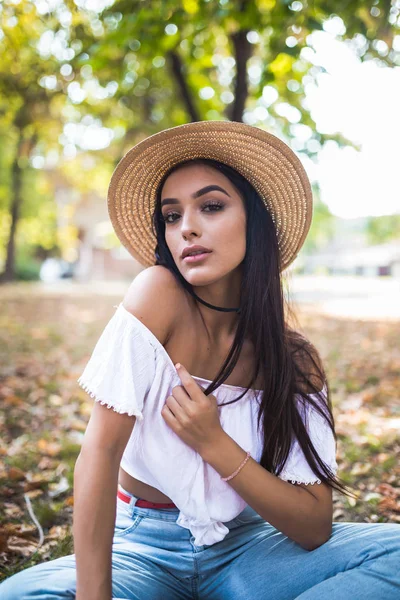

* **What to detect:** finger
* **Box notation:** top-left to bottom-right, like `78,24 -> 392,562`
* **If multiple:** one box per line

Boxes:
165,395 -> 188,424
171,386 -> 196,416
175,363 -> 203,400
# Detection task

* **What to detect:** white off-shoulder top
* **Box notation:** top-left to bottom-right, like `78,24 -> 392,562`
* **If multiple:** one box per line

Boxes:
77,302 -> 338,546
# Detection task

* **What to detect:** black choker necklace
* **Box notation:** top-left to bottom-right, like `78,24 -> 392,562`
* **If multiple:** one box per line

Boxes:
190,289 -> 241,314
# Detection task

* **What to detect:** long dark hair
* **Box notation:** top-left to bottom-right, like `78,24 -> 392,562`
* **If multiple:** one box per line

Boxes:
152,157 -> 355,499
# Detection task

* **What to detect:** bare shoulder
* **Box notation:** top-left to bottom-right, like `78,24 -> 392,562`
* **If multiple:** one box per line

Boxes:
122,265 -> 186,346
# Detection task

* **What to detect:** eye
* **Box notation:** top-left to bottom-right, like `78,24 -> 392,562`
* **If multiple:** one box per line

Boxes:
203,201 -> 224,212
161,200 -> 225,224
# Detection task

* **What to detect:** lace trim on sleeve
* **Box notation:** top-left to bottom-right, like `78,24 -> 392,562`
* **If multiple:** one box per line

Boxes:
283,475 -> 322,485
77,304 -> 156,420
77,377 -> 145,420
278,384 -> 338,484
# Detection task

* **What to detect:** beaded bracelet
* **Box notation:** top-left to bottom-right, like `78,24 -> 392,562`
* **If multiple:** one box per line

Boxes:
221,450 -> 251,482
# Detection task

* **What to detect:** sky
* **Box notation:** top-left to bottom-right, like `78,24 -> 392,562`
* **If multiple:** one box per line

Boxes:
300,29 -> 400,219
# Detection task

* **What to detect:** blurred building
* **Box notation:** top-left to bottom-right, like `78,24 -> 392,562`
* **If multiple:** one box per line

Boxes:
73,190 -> 143,281
301,240 -> 400,277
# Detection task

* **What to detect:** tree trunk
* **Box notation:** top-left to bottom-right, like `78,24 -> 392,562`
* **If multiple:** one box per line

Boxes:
229,28 -> 253,122
0,131 -> 24,283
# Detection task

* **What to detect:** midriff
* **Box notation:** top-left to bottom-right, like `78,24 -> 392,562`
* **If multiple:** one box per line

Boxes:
118,466 -> 174,503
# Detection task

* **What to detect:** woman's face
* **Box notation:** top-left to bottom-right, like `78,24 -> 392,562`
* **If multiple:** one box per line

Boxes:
160,163 -> 247,287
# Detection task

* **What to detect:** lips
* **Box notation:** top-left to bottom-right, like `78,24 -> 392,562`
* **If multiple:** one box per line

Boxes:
183,251 -> 212,264
186,250 -> 210,257
181,246 -> 212,259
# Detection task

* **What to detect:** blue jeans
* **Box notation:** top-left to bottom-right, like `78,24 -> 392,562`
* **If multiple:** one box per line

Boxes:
1,485 -> 399,599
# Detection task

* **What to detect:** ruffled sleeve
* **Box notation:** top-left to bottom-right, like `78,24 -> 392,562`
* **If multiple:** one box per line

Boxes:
278,384 -> 338,485
77,304 -> 156,421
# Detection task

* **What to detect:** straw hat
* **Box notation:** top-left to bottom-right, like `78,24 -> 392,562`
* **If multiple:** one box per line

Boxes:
107,120 -> 313,272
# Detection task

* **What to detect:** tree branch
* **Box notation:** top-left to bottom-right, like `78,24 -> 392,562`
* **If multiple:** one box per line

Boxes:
166,49 -> 201,122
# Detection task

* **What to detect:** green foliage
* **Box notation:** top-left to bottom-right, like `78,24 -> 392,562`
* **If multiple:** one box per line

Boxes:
301,187 -> 337,253
71,0 -> 399,145
14,255 -> 41,281
365,214 -> 400,245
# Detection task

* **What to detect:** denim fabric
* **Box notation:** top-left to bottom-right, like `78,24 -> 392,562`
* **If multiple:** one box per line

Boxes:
1,485 -> 399,600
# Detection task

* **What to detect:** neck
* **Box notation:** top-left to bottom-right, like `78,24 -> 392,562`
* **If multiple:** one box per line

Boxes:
189,275 -> 242,341
190,290 -> 241,314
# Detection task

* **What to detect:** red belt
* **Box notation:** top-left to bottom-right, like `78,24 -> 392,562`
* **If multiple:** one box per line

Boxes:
117,489 -> 177,509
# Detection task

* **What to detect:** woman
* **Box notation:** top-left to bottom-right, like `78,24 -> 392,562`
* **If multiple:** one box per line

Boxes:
1,121 -> 399,599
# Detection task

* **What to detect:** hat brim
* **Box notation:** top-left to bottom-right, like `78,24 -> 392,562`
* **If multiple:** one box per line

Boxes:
107,120 -> 313,272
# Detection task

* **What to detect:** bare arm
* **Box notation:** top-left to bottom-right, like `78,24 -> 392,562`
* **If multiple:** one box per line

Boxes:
74,447 -> 121,600
200,432 -> 333,551
73,405 -> 137,600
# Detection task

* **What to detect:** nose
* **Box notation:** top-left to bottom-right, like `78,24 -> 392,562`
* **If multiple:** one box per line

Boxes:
180,208 -> 201,239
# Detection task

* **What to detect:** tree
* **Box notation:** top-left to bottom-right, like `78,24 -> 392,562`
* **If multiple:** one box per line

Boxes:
0,0 -> 85,281
70,0 -> 400,148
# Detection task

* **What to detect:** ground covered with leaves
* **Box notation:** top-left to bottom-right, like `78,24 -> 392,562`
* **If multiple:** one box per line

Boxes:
1,283 -> 399,580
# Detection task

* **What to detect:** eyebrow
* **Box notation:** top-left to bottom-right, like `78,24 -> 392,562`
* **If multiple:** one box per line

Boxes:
161,185 -> 231,208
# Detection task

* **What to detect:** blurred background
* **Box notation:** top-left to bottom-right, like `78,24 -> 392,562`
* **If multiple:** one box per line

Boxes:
0,0 -> 399,578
